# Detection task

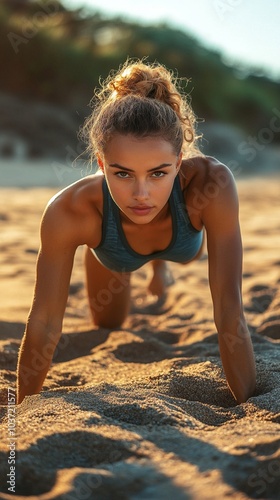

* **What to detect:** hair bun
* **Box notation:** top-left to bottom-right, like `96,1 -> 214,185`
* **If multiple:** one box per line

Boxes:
108,63 -> 173,103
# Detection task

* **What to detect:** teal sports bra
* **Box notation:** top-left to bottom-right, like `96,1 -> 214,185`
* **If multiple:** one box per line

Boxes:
92,175 -> 203,273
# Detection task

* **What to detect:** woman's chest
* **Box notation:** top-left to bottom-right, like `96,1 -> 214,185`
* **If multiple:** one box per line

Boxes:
122,216 -> 173,255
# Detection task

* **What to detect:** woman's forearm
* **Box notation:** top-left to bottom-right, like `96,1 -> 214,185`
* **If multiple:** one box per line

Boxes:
216,313 -> 256,403
17,324 -> 61,404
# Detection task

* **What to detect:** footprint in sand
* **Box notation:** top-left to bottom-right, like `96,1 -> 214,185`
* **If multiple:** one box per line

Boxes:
245,285 -> 276,314
256,317 -> 280,340
103,403 -> 176,426
113,340 -> 170,363
59,372 -> 86,387
244,284 -> 280,340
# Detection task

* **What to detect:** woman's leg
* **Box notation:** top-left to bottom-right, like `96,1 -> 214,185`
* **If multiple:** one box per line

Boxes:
84,247 -> 131,328
148,232 -> 206,297
148,260 -> 174,297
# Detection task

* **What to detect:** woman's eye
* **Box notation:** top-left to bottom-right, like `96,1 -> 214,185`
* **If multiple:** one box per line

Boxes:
152,171 -> 166,178
115,171 -> 130,178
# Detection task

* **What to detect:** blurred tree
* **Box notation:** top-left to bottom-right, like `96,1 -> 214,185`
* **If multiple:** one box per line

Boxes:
0,0 -> 279,141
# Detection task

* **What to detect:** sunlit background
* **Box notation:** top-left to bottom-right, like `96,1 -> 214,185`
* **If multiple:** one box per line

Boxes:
65,0 -> 280,80
0,0 -> 279,185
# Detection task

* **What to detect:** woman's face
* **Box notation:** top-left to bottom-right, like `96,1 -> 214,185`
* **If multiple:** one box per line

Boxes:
98,133 -> 182,225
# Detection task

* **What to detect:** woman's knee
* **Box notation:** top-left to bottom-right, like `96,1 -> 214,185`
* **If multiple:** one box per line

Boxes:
84,249 -> 131,327
89,297 -> 130,328
91,313 -> 126,329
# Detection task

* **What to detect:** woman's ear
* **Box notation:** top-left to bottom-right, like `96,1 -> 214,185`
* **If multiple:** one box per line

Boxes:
97,154 -> 104,172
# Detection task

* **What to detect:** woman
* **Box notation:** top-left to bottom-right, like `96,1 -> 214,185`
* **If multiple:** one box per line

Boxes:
17,60 -> 256,404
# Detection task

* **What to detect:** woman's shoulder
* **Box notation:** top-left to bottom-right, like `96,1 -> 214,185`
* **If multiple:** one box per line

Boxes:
41,172 -> 105,248
47,171 -> 104,216
179,156 -> 237,228
180,155 -> 236,196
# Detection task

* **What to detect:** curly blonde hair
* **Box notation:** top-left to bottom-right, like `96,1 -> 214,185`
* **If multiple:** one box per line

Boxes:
82,59 -> 201,160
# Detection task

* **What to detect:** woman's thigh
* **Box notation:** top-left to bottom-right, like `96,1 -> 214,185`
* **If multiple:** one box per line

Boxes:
84,247 -> 131,328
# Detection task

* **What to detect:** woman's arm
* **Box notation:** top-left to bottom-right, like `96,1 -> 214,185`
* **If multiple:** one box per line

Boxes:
17,201 -> 78,404
202,163 -> 256,404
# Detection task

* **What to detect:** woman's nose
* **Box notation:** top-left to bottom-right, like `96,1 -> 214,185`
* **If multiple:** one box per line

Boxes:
133,181 -> 149,200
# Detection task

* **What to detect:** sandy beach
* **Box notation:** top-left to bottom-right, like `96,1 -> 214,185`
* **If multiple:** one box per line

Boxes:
0,166 -> 279,499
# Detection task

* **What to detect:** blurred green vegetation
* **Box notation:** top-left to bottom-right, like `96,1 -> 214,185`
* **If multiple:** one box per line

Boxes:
1,0 -> 280,139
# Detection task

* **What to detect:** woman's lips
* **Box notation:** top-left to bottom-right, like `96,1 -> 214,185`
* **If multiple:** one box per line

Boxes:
129,205 -> 153,216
